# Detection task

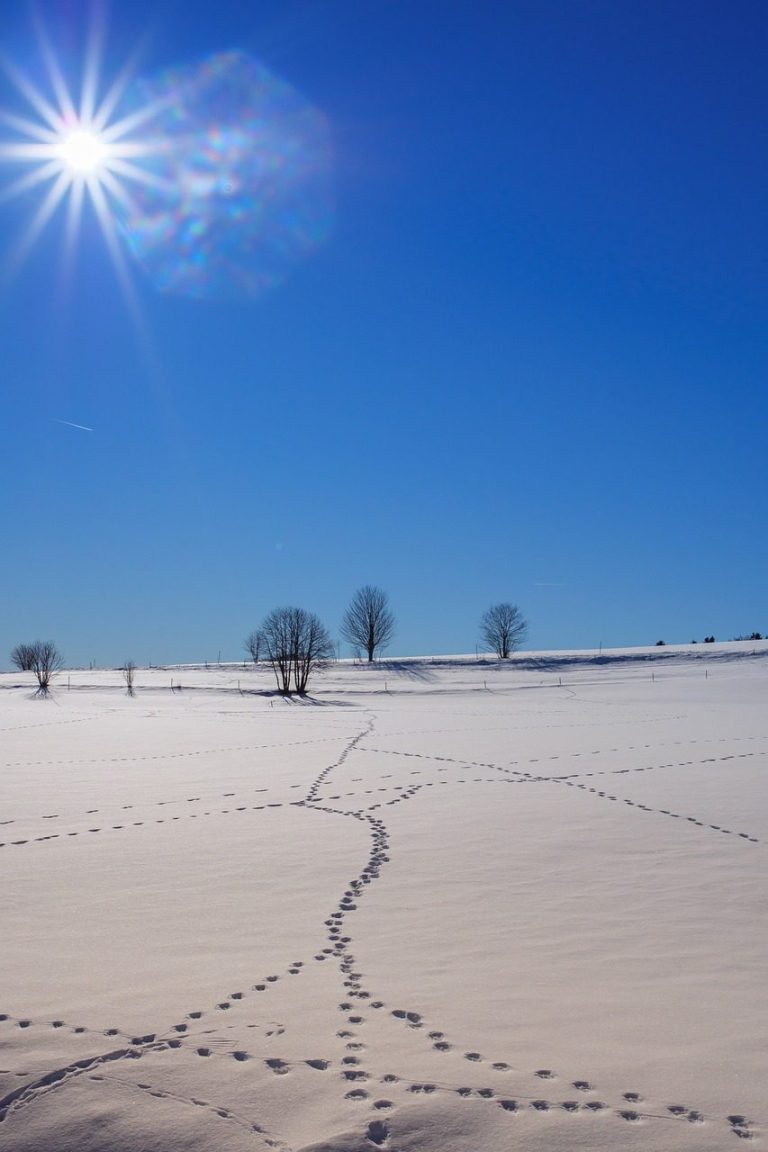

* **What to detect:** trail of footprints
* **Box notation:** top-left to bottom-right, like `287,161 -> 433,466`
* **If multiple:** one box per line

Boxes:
0,795 -> 289,849
0,732 -> 354,773
557,778 -> 760,841
0,717 -> 761,1143
356,743 -> 763,844
3,728 -> 763,848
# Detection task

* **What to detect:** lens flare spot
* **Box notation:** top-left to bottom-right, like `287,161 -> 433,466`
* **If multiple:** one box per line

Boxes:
119,51 -> 334,300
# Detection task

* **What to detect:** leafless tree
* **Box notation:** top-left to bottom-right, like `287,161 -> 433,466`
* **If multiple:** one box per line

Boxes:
260,608 -> 294,694
292,610 -> 334,694
12,640 -> 64,696
260,607 -> 333,695
10,642 -> 36,672
341,585 -> 395,662
122,659 -> 136,696
479,603 -> 528,659
244,629 -> 262,664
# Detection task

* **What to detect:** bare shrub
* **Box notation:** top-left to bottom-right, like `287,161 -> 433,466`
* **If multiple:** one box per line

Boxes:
479,603 -> 528,659
260,607 -> 333,695
122,659 -> 136,696
341,586 -> 395,662
244,629 -> 262,664
12,640 -> 64,696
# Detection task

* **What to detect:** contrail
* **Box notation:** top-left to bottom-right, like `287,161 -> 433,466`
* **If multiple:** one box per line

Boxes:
54,418 -> 94,432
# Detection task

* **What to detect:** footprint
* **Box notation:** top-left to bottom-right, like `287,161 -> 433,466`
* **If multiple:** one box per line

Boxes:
499,1099 -> 518,1112
306,1059 -> 329,1071
464,1052 -> 482,1062
536,1069 -> 554,1079
573,1080 -> 592,1091
232,1051 -> 249,1062
345,1089 -> 368,1100
492,1062 -> 510,1071
366,1120 -> 388,1146
373,1100 -> 393,1111
197,1047 -> 211,1057
266,1059 -> 289,1075
620,1110 -> 641,1122
531,1100 -> 550,1111
392,1009 -> 421,1025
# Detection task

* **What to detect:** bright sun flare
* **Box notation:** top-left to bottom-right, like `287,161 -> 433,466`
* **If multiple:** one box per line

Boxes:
56,127 -> 109,173
0,14 -> 164,294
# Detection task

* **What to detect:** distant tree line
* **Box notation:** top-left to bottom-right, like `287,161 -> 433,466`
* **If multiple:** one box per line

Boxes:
660,633 -> 766,645
13,603 -> 766,701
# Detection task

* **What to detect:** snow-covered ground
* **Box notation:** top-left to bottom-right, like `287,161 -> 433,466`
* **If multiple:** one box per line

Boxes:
1,646 -> 766,1151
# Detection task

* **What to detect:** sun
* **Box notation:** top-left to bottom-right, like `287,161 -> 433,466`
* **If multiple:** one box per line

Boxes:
56,126 -> 110,173
0,13 -> 165,294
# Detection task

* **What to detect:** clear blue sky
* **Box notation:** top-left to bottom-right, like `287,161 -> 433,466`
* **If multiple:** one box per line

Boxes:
1,0 -> 766,666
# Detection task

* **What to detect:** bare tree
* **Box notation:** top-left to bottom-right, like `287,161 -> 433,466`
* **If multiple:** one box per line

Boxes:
292,610 -> 334,694
260,608 -> 294,694
480,603 -> 528,659
122,659 -> 136,696
244,629 -> 262,664
10,642 -> 36,672
12,640 -> 64,696
260,607 -> 333,695
341,585 -> 395,662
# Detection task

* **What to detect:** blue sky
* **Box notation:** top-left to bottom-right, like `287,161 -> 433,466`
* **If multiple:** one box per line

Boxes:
1,0 -> 766,666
